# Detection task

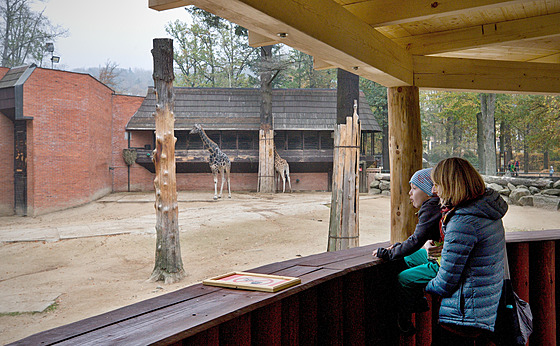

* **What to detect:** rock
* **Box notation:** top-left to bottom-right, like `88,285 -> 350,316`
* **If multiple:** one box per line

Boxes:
507,183 -> 516,191
529,186 -> 540,195
483,175 -> 551,188
554,180 -> 560,189
379,181 -> 391,191
375,173 -> 391,181
369,188 -> 381,195
488,183 -> 503,192
518,196 -> 534,206
531,195 -> 560,210
369,180 -> 380,189
517,185 -> 528,190
381,190 -> 391,196
509,188 -> 531,205
499,189 -> 511,197
542,189 -> 560,196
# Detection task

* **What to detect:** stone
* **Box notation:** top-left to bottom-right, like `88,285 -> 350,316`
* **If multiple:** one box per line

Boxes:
531,195 -> 560,211
369,188 -> 381,195
518,196 -> 534,206
379,181 -> 391,191
507,183 -> 516,191
370,180 -> 380,189
488,183 -> 503,192
553,180 -> 560,189
542,189 -> 560,196
509,188 -> 531,205
529,186 -> 540,195
381,190 -> 391,196
499,189 -> 511,197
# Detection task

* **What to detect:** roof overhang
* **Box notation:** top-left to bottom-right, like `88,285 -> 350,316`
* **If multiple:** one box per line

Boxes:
149,0 -> 560,94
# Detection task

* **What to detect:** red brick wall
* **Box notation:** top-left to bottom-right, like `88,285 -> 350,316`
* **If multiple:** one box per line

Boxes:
111,94 -> 144,192
0,113 -> 14,215
24,68 -> 114,215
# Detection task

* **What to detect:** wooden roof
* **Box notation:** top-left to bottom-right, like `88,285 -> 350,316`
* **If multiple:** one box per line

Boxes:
149,0 -> 560,94
126,87 -> 381,132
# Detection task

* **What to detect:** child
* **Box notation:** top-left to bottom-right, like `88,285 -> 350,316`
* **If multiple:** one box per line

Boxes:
373,168 -> 442,335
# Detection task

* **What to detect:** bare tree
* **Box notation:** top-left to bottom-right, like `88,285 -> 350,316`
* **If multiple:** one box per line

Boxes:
98,59 -> 120,90
0,0 -> 67,67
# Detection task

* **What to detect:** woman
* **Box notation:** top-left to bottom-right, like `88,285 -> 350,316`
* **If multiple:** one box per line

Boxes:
425,157 -> 508,344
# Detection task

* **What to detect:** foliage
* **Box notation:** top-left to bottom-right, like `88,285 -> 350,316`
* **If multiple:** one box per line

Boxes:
97,60 -> 120,90
0,0 -> 66,67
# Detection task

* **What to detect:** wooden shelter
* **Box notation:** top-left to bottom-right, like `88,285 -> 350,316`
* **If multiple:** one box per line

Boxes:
126,87 -> 380,191
150,0 -> 560,241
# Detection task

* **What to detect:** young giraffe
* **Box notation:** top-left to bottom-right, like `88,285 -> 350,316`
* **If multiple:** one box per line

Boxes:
274,148 -> 292,193
190,124 -> 231,200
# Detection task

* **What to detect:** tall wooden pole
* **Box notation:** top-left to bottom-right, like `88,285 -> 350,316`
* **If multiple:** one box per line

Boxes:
257,45 -> 275,193
387,86 -> 422,242
149,38 -> 185,283
328,69 -> 360,251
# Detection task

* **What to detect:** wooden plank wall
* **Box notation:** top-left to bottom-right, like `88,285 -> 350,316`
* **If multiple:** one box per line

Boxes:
11,230 -> 560,346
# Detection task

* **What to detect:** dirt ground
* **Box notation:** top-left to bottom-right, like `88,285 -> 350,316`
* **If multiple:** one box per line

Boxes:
1,191 -> 559,344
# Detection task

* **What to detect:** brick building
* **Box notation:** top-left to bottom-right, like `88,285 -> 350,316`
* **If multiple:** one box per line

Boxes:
0,66 -> 380,216
0,65 -> 143,216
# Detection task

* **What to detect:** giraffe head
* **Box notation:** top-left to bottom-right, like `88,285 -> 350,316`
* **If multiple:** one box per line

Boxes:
190,124 -> 203,135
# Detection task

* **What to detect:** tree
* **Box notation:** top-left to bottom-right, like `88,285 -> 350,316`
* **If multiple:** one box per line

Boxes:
360,78 -> 389,169
478,93 -> 497,175
0,0 -> 66,67
97,59 -> 120,90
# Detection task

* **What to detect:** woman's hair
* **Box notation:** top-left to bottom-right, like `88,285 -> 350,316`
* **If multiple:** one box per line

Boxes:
431,157 -> 485,206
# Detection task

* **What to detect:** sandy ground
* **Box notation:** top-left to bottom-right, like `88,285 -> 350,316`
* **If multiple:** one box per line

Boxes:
1,191 -> 559,344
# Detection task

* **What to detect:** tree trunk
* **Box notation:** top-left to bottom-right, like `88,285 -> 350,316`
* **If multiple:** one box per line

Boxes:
327,69 -> 360,251
257,45 -> 275,193
149,38 -> 185,284
479,93 -> 497,175
381,107 -> 390,171
544,150 -> 549,170
388,86 -> 422,243
477,111 -> 484,171
524,126 -> 530,173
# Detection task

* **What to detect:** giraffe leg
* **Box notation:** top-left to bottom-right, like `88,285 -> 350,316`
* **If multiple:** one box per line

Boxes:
281,173 -> 286,193
218,168 -> 225,198
286,166 -> 292,193
212,170 -> 218,200
226,165 -> 231,198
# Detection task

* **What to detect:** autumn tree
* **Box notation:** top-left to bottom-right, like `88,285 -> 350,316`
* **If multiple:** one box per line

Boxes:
0,0 -> 66,67
360,78 -> 388,169
97,59 -> 120,90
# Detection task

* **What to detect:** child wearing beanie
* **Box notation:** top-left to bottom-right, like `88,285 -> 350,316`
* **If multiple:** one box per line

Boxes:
373,167 -> 442,335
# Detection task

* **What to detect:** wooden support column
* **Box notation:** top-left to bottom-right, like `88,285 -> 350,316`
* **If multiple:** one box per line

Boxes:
149,38 -> 185,283
508,242 -> 530,301
257,45 -> 275,193
387,86 -> 422,242
530,241 -> 556,345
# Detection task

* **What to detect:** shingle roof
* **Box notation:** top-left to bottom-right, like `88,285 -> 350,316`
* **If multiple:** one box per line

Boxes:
0,64 -> 35,89
126,87 -> 381,132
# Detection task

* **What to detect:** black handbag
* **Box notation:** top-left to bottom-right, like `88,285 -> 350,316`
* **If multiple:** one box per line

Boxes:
493,246 -> 533,345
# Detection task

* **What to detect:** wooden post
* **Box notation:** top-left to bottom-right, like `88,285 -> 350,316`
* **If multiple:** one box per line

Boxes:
387,86 -> 422,242
257,128 -> 275,193
149,38 -> 185,283
257,45 -> 275,193
328,104 -> 360,251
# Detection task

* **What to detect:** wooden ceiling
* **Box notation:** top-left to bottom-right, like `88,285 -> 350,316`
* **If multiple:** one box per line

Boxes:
149,0 -> 560,94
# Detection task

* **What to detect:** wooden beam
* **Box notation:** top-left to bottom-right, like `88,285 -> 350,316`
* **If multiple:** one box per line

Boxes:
387,86 -> 422,243
394,12 -> 560,55
149,0 -> 191,11
413,55 -> 560,94
248,31 -> 280,47
343,0 -> 525,27
151,0 -> 413,87
313,57 -> 336,70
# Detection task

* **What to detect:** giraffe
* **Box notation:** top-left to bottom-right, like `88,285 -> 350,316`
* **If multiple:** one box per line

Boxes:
190,124 -> 231,200
274,148 -> 292,193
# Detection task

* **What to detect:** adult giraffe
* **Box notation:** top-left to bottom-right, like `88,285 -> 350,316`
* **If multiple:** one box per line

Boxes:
190,124 -> 231,200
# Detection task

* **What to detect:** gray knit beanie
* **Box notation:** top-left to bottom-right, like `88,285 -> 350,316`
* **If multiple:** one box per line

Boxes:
409,168 -> 434,196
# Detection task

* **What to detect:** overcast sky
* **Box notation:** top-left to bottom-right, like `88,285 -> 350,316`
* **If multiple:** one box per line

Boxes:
40,0 -> 189,70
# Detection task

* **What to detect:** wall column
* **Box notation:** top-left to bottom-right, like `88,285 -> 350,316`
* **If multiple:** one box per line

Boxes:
387,86 -> 422,242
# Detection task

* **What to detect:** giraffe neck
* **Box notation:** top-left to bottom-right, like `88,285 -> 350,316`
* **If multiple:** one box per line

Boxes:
198,129 -> 218,153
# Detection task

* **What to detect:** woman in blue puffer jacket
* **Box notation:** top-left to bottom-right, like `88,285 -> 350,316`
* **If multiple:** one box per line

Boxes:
426,157 -> 507,344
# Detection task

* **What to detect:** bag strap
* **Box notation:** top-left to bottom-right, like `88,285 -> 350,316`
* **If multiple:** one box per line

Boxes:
503,237 -> 511,280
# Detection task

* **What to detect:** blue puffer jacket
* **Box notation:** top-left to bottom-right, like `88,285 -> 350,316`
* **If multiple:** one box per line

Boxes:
425,188 -> 507,332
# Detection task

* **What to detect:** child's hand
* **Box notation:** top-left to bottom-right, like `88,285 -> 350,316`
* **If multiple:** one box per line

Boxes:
425,240 -> 443,257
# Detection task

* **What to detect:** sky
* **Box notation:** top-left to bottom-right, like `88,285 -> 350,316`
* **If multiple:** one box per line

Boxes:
39,0 -> 189,70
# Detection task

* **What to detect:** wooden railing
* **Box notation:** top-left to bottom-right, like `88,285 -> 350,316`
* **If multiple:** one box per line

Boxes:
11,230 -> 559,345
